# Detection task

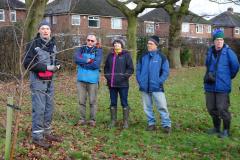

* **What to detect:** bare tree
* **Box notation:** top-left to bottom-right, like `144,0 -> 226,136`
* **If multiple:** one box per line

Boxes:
6,1 -> 48,159
210,0 -> 240,5
163,0 -> 191,68
106,0 -> 179,64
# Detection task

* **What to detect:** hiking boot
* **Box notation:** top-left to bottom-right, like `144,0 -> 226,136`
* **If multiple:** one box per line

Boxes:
32,138 -> 51,149
163,126 -> 171,134
146,125 -> 156,131
218,130 -> 230,138
77,119 -> 87,126
44,134 -> 63,142
207,128 -> 220,135
89,120 -> 96,127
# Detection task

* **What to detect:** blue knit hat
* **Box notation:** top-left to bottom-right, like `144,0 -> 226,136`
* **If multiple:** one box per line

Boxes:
212,29 -> 224,41
38,20 -> 51,29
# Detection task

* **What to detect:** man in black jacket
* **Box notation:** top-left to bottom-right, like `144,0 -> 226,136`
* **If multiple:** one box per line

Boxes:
23,20 -> 62,149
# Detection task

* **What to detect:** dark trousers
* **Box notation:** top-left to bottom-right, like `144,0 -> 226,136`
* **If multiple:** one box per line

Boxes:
205,92 -> 231,130
109,87 -> 129,108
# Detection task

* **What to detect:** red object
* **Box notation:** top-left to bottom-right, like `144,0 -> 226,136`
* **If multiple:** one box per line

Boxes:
38,70 -> 53,80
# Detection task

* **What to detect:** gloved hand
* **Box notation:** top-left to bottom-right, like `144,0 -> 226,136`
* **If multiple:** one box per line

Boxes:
87,59 -> 94,64
47,65 -> 58,72
96,42 -> 102,48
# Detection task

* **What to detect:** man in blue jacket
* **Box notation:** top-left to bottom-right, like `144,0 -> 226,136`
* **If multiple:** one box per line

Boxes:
204,29 -> 239,138
74,34 -> 102,127
136,35 -> 171,133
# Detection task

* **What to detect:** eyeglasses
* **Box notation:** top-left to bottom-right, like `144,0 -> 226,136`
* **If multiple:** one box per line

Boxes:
87,39 -> 95,43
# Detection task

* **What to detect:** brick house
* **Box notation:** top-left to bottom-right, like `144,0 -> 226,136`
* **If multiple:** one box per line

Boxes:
0,0 -> 26,28
138,8 -> 212,42
44,0 -> 127,44
211,7 -> 240,39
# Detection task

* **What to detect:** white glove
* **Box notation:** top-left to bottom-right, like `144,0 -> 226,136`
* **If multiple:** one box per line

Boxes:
47,65 -> 58,72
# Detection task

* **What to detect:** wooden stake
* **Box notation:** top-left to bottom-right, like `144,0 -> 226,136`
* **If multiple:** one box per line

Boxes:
4,97 -> 13,160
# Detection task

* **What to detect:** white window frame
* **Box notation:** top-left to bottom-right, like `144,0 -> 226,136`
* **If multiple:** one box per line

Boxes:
181,23 -> 189,33
52,16 -> 57,24
146,23 -> 154,34
0,9 -> 5,22
196,24 -> 203,33
88,16 -> 100,28
10,10 -> 16,22
111,17 -> 122,29
235,27 -> 240,34
72,15 -> 80,25
207,25 -> 211,33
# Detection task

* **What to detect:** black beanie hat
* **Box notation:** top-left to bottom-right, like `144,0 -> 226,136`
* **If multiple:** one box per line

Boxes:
112,39 -> 124,48
149,35 -> 160,46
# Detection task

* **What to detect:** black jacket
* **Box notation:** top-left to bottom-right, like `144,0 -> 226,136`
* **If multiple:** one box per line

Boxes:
104,49 -> 134,87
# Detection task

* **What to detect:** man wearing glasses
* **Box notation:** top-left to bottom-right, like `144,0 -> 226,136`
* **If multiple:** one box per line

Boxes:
74,34 -> 102,127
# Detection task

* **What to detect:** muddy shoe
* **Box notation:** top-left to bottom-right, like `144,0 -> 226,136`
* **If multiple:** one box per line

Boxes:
89,120 -> 96,127
146,125 -> 156,131
163,126 -> 171,134
76,119 -> 87,126
44,134 -> 63,142
32,138 -> 51,149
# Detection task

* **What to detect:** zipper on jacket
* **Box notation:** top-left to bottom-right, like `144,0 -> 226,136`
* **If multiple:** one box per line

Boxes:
111,54 -> 117,87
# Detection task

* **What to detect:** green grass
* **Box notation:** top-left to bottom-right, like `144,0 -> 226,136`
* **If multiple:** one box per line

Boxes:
1,67 -> 240,159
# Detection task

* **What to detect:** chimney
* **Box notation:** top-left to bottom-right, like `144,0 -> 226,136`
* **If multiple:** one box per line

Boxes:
227,7 -> 233,14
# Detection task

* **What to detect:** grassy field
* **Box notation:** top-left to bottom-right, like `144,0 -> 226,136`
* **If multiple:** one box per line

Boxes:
0,67 -> 240,159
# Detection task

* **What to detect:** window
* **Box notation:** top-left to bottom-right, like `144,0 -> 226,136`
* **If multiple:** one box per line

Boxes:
10,10 -> 16,22
111,18 -> 122,29
44,17 -> 51,24
0,9 -> 5,21
155,23 -> 159,29
146,23 -> 154,34
182,23 -> 189,32
52,16 -> 57,24
72,15 -> 80,25
88,16 -> 100,28
235,27 -> 240,34
196,24 -> 203,33
207,25 -> 211,33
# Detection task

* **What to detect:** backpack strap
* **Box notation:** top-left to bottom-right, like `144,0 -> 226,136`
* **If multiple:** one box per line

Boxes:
157,51 -> 166,76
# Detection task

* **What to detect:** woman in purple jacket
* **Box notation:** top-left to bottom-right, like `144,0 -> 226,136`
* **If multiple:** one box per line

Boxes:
104,39 -> 134,128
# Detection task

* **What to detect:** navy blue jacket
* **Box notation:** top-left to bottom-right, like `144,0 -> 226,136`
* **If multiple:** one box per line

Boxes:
104,49 -> 134,87
204,44 -> 239,93
136,50 -> 169,93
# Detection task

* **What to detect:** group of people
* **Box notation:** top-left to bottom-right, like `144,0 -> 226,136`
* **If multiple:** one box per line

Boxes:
23,20 -> 239,149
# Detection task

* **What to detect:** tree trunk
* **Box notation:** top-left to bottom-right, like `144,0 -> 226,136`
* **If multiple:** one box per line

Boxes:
25,0 -> 48,41
169,47 -> 181,68
126,15 -> 137,65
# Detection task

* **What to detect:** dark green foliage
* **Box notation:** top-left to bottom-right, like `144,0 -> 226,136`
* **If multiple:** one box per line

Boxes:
180,47 -> 192,66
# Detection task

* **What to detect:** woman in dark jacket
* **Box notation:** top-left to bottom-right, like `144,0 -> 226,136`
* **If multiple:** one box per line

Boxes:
104,39 -> 134,128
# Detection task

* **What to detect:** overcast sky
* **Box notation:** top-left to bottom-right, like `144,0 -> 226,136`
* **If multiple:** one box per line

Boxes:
189,0 -> 240,18
20,0 -> 240,18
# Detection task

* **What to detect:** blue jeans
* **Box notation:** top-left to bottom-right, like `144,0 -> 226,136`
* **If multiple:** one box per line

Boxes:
109,87 -> 129,108
31,82 -> 54,140
142,91 -> 171,127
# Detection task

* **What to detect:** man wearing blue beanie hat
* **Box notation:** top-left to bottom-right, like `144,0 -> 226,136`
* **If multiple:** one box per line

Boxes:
23,19 -> 62,148
203,28 -> 239,138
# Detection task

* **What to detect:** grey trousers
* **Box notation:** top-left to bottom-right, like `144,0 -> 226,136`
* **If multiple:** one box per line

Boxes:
31,82 -> 54,140
77,81 -> 98,121
205,92 -> 231,130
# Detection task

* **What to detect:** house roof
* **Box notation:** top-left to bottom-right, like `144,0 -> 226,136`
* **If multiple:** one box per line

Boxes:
45,0 -> 125,18
139,8 -> 210,24
138,8 -> 170,22
0,0 -> 25,9
211,11 -> 240,27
